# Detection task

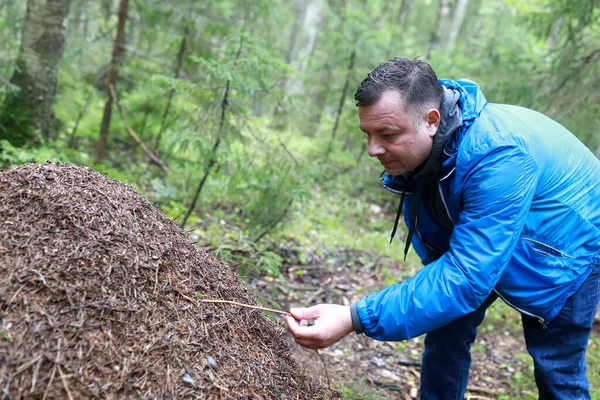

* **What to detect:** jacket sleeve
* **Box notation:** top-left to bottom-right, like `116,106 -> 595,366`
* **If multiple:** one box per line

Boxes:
355,144 -> 539,340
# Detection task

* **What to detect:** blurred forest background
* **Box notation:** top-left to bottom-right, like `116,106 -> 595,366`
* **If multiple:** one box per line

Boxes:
1,0 -> 599,398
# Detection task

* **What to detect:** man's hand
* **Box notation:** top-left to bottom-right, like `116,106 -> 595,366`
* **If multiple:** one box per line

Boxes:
286,304 -> 354,350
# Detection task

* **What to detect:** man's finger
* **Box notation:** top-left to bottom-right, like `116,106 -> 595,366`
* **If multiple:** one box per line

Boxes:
287,316 -> 324,340
286,316 -> 299,332
289,305 -> 321,320
292,327 -> 326,341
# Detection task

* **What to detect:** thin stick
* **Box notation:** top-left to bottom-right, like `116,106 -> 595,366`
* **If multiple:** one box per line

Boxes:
42,365 -> 56,400
109,84 -> 170,173
30,356 -> 43,393
467,386 -> 497,396
9,284 -> 26,303
57,365 -> 74,400
315,350 -> 331,390
200,299 -> 292,317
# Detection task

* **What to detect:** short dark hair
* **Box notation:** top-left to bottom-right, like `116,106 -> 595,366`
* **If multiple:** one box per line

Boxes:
354,57 -> 444,119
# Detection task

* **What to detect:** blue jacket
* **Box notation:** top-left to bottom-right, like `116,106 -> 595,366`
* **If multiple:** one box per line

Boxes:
354,79 -> 600,341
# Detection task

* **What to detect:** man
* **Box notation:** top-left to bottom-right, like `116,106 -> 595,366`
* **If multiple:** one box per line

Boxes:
287,57 -> 600,399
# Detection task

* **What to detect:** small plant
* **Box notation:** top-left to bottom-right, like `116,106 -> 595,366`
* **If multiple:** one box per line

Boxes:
337,380 -> 378,400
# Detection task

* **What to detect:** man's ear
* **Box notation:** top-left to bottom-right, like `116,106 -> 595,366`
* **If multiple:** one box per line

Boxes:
425,109 -> 441,137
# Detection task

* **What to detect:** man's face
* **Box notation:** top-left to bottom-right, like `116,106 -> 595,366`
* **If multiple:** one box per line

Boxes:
358,90 -> 439,176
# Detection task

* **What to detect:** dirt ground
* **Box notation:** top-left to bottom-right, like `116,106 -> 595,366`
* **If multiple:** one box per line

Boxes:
248,244 -> 599,399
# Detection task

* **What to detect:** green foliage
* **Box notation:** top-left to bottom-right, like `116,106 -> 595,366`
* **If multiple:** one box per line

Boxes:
0,140 -> 67,167
479,301 -> 523,335
589,336 -> 600,400
337,380 -> 377,400
189,212 -> 285,278
0,0 -> 25,83
0,90 -> 38,147
0,329 -> 13,343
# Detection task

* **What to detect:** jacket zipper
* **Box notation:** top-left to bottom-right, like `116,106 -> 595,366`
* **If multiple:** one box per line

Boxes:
411,169 -> 456,256
493,289 -> 547,328
414,215 -> 444,255
438,167 -> 456,225
522,238 -> 573,258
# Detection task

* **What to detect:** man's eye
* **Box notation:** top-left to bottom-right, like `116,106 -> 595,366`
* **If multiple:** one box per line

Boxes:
382,134 -> 397,140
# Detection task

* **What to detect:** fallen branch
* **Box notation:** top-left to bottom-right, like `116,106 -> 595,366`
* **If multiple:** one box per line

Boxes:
42,364 -> 56,400
109,84 -> 170,174
57,365 -> 74,400
397,359 -> 421,367
200,299 -> 292,317
366,378 -> 404,392
467,386 -> 496,396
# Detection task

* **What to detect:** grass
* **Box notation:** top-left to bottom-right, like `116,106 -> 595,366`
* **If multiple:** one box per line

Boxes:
588,336 -> 600,399
337,380 -> 379,400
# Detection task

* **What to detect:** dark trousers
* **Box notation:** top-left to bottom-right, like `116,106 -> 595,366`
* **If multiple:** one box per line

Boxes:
420,266 -> 600,400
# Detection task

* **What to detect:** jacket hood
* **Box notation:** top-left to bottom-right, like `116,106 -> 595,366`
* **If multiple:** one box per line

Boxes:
438,78 -> 487,124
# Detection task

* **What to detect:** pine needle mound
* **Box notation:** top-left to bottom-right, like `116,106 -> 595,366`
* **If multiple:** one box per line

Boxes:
0,162 -> 327,399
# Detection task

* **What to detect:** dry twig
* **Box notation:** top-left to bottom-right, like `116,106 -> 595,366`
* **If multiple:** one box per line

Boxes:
315,350 -> 331,390
467,386 -> 496,396
109,84 -> 170,173
200,299 -> 292,317
57,365 -> 74,400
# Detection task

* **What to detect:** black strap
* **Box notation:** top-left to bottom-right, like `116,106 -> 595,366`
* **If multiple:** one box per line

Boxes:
389,190 -> 406,244
404,179 -> 422,261
422,175 -> 454,231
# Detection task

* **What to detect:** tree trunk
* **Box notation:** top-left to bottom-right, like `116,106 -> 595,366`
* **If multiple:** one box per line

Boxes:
272,0 -> 317,126
82,0 -> 89,39
285,0 -> 306,65
154,27 -> 188,151
446,0 -> 469,49
67,89 -> 92,149
100,0 -> 112,23
311,67 -> 333,129
398,0 -> 412,28
0,0 -> 71,146
547,18 -> 563,51
96,0 -> 128,161
139,109 -> 149,137
286,0 -> 323,95
327,48 -> 356,154
427,0 -> 450,58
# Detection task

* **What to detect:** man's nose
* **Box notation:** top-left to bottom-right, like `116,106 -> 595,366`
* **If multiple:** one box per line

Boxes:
368,138 -> 385,157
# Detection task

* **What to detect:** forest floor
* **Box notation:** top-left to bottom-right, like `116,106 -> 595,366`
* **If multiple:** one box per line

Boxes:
248,243 -> 600,400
